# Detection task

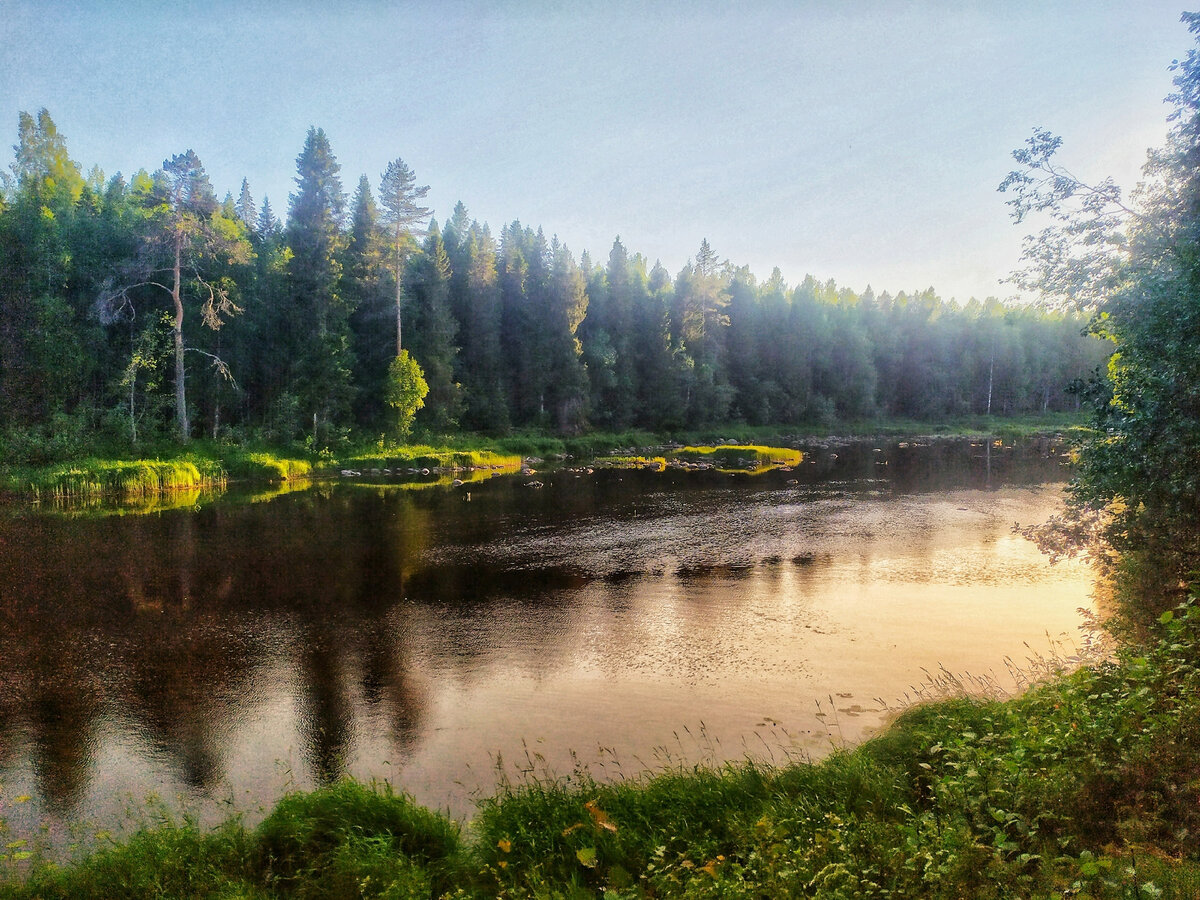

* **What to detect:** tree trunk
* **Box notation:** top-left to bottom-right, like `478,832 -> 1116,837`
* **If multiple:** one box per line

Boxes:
129,373 -> 137,446
395,248 -> 404,355
986,349 -> 994,416
173,238 -> 189,441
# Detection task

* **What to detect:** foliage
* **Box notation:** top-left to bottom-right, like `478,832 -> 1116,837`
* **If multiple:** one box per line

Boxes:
1002,13 -> 1200,615
673,444 -> 804,468
98,148 -> 251,442
10,457 -> 223,499
253,780 -> 460,892
384,350 -> 429,439
341,444 -> 519,472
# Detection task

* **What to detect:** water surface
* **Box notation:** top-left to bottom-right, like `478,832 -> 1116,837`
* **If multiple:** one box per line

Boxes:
0,439 -> 1094,843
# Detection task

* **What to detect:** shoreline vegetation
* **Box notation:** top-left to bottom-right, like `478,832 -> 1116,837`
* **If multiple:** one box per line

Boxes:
6,4 -> 1200,893
0,412 -> 1087,505
3,599 -> 1200,898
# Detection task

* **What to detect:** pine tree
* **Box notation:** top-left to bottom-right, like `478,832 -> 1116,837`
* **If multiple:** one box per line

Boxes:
0,109 -> 95,429
544,238 -> 589,431
378,157 -> 431,354
97,150 -> 249,441
457,223 -> 508,431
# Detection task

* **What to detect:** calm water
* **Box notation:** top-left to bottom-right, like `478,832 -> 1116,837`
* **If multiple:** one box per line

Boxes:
0,439 -> 1094,843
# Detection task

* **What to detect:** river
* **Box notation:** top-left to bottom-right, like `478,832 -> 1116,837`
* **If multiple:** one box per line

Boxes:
0,438 -> 1095,846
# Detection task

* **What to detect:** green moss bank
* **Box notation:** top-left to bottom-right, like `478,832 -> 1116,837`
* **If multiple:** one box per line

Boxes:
5,595 -> 1200,898
1,413 -> 1085,501
3,448 -> 313,501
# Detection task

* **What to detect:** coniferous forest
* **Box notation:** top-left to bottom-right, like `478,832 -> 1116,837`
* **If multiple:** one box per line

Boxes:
16,5 -> 1200,892
0,112 -> 1108,462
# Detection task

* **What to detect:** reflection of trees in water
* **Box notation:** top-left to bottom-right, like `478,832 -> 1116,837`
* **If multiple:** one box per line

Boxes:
298,633 -> 352,784
360,616 -> 424,755
0,596 -> 103,812
117,615 -> 261,791
0,489 -> 435,811
29,675 -> 100,812
0,454 -> 1060,812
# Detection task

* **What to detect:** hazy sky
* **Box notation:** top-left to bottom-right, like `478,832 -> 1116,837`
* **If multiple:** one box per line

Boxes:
0,1 -> 1191,301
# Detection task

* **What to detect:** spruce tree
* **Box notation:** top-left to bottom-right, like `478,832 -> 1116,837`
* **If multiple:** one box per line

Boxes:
406,221 -> 461,431
235,178 -> 257,232
256,196 -> 279,237
285,127 -> 352,442
344,174 -> 392,427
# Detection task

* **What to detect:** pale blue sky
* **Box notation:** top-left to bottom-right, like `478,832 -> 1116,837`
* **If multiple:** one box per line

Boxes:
0,1 -> 1190,301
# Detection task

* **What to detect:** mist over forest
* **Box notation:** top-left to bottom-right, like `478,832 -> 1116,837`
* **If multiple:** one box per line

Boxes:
0,112 -> 1107,457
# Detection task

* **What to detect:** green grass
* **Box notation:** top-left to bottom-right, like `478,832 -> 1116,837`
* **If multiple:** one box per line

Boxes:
339,445 -> 521,472
8,595 -> 1200,897
592,455 -> 669,470
593,446 -> 804,472
673,445 -> 804,468
3,446 -> 313,503
9,457 -> 225,500
220,450 -> 313,482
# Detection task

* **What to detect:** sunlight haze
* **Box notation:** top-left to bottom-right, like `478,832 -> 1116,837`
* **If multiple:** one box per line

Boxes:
0,0 -> 1188,300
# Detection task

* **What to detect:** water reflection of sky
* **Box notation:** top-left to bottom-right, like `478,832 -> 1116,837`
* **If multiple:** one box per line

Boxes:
0,441 -> 1094,846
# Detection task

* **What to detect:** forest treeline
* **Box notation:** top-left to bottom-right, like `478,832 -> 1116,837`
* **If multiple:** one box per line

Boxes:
0,112 -> 1108,460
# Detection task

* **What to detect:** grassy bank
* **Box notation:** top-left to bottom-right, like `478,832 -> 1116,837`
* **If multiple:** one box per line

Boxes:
6,596 -> 1200,898
592,445 -> 804,473
425,413 -> 1089,462
1,414 -> 1085,501
338,445 -> 521,473
2,446 -> 312,501
6,457 -> 227,500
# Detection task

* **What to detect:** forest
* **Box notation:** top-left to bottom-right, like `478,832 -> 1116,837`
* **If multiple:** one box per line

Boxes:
11,4 -> 1200,893
0,113 -> 1108,462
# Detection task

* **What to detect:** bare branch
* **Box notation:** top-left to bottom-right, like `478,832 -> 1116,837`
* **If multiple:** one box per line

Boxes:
184,347 -> 238,388
95,277 -> 173,324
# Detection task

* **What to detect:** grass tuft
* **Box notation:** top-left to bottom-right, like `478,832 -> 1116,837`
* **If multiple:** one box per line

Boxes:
253,780 -> 462,893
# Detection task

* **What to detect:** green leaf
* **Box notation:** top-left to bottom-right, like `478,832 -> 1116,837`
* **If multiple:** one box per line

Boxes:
577,846 -> 598,868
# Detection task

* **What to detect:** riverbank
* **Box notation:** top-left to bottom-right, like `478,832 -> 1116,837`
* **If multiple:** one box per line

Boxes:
2,592 -> 1197,898
448,412 -> 1089,461
0,444 -> 519,502
0,413 -> 1088,503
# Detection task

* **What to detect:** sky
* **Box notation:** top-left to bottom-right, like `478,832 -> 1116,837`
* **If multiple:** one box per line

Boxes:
0,1 -> 1192,302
